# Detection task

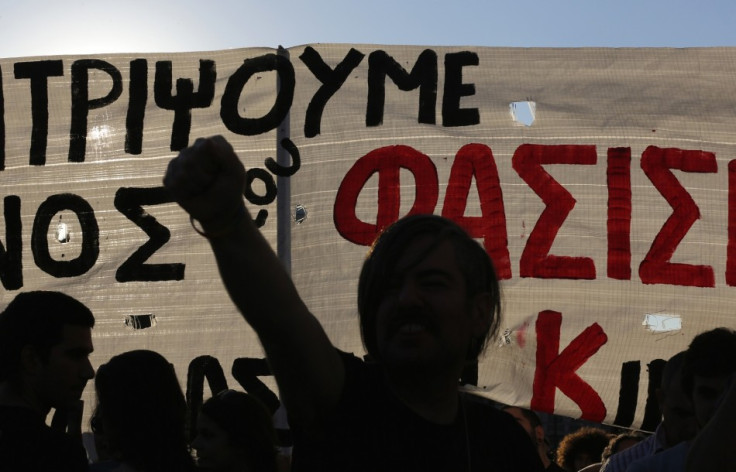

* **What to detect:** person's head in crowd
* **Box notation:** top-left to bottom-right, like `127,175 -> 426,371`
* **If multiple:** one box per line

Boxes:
555,426 -> 613,472
0,291 -> 95,414
192,389 -> 278,472
502,405 -> 554,468
657,350 -> 698,446
92,349 -> 196,472
357,214 -> 500,372
682,327 -> 736,428
601,432 -> 645,462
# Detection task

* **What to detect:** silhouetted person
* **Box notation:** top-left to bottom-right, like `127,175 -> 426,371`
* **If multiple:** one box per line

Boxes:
685,373 -> 736,471
601,432 -> 645,462
192,389 -> 279,472
600,351 -> 696,472
0,291 -> 95,472
90,350 -> 196,472
578,432 -> 646,472
164,136 -> 544,472
503,405 -> 565,471
555,426 -> 612,472
627,327 -> 736,472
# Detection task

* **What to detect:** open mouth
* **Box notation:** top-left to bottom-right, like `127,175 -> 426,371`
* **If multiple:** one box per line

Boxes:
397,322 -> 427,334
389,313 -> 434,337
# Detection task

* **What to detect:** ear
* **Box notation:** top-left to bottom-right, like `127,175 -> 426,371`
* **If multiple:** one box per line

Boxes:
533,425 -> 545,445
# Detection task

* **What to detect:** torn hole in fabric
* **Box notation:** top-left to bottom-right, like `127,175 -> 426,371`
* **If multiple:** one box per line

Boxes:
642,313 -> 682,332
56,222 -> 70,244
294,204 -> 308,224
510,100 -> 536,126
125,314 -> 157,330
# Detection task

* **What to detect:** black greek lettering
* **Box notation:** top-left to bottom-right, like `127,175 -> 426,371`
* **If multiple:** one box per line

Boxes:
366,49 -> 437,127
31,194 -> 99,277
155,60 -> 216,151
13,60 -> 64,166
221,54 -> 294,136
442,51 -> 479,127
114,186 -> 184,282
69,60 -> 123,162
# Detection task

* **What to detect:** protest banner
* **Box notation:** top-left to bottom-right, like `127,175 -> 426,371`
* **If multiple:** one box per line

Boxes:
1,45 -> 735,430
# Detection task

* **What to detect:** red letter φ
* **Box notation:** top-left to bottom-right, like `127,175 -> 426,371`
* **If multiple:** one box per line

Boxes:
334,145 -> 439,246
639,146 -> 716,287
531,310 -> 608,422
441,144 -> 511,279
512,144 -> 597,279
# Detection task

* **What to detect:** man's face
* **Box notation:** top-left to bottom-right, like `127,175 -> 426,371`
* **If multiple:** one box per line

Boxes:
660,369 -> 697,445
692,374 -> 731,428
374,237 -> 487,372
36,324 -> 95,410
192,412 -> 245,471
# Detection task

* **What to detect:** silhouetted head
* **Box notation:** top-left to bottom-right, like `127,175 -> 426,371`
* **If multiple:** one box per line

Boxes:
682,327 -> 736,427
357,214 -> 500,365
193,389 -> 278,472
658,351 -> 697,446
601,432 -> 645,462
555,426 -> 612,472
93,350 -> 194,472
0,291 -> 94,384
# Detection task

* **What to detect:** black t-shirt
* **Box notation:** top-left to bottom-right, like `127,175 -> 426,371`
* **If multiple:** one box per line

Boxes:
0,405 -> 89,472
291,351 -> 545,472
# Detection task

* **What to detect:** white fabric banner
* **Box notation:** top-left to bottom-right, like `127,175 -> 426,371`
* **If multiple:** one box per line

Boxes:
1,45 -> 735,430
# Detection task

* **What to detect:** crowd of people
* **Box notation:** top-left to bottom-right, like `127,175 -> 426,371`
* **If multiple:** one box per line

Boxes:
0,135 -> 734,471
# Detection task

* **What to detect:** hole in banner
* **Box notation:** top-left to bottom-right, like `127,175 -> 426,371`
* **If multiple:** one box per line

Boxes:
510,100 -> 536,126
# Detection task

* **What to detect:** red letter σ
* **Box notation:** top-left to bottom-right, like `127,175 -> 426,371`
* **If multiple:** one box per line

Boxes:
639,146 -> 716,287
512,144 -> 597,279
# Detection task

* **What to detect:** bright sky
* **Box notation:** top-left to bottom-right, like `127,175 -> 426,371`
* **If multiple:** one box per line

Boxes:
1,0 -> 735,58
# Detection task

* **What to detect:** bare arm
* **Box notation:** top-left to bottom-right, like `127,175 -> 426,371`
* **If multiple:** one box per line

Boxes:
164,136 -> 344,428
685,376 -> 736,472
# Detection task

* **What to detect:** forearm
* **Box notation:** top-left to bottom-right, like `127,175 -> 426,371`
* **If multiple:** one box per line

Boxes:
165,135 -> 345,423
203,207 -> 344,423
203,207 -> 308,333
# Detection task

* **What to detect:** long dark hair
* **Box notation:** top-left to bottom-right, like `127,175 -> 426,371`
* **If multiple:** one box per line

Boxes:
93,350 -> 196,472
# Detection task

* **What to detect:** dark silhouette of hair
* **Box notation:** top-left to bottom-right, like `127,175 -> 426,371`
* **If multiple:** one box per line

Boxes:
357,214 -> 501,363
0,291 -> 94,383
601,432 -> 645,461
682,327 -> 736,396
93,350 -> 196,472
199,390 -> 278,472
661,351 -> 686,392
555,426 -> 612,471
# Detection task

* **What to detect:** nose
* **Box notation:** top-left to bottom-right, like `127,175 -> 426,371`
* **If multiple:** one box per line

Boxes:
397,279 -> 421,306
